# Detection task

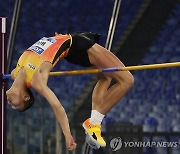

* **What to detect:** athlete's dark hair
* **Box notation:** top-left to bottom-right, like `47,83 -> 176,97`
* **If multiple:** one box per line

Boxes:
19,88 -> 34,112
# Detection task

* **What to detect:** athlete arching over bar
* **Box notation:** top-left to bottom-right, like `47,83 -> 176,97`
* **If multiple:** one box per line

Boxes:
6,32 -> 134,150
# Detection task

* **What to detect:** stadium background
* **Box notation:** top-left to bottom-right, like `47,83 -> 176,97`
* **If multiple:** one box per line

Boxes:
0,0 -> 179,153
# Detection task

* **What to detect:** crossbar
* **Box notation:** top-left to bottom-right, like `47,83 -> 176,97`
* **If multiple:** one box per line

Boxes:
2,62 -> 180,79
49,62 -> 180,76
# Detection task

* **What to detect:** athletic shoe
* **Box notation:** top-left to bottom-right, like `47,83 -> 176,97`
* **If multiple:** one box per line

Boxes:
82,118 -> 106,148
85,134 -> 100,149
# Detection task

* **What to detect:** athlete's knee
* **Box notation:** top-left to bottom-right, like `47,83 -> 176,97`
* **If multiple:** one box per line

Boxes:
126,72 -> 134,88
116,72 -> 134,89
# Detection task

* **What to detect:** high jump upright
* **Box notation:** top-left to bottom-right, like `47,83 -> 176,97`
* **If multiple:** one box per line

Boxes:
0,17 -> 7,154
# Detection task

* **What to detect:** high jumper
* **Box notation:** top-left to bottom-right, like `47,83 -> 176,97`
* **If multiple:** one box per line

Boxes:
6,32 -> 134,150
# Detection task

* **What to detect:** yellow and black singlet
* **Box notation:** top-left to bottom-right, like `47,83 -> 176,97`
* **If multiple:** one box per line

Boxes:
13,34 -> 72,88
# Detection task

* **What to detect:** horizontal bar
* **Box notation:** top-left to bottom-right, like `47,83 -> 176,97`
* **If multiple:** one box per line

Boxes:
49,62 -> 180,76
101,67 -> 121,72
49,69 -> 100,76
2,62 -> 180,79
121,62 -> 180,71
2,74 -> 11,79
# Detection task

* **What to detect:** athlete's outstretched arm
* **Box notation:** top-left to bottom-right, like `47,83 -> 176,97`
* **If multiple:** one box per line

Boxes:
31,74 -> 76,150
42,85 -> 76,150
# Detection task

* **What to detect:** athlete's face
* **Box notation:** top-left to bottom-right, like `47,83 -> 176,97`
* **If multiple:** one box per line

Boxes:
6,90 -> 24,111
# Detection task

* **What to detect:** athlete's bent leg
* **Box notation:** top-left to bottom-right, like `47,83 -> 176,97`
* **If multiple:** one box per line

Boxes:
83,74 -> 111,148
88,43 -> 134,114
83,44 -> 134,148
92,73 -> 111,110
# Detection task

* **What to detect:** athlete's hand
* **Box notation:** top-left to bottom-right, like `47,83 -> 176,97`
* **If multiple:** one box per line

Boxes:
65,134 -> 77,151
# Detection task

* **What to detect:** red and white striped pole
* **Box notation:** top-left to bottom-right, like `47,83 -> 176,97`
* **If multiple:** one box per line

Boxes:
0,17 -> 7,154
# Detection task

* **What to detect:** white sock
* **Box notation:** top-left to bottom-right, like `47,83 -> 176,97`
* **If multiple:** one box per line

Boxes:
90,110 -> 105,125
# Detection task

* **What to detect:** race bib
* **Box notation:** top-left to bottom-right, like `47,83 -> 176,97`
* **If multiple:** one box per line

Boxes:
27,37 -> 57,55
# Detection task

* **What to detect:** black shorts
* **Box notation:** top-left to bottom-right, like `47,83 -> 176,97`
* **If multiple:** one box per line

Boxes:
64,32 -> 100,67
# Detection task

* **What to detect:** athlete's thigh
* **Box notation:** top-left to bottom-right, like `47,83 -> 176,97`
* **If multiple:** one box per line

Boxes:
88,44 -> 132,81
